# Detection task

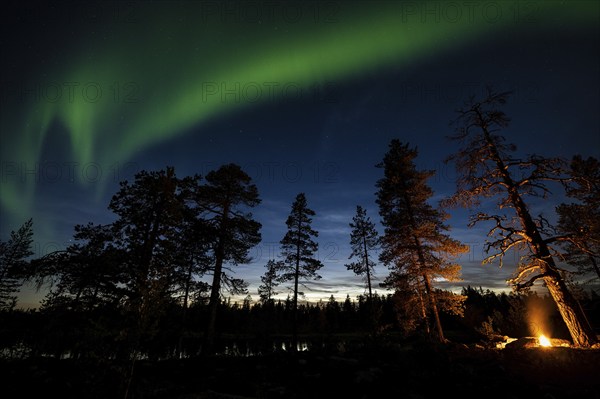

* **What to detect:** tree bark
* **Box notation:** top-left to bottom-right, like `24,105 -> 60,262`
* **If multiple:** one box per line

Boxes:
292,235 -> 300,353
205,205 -> 229,355
363,234 -> 373,300
177,257 -> 194,358
590,254 -> 600,281
415,279 -> 430,336
205,242 -> 223,354
421,272 -> 444,342
403,191 -> 445,342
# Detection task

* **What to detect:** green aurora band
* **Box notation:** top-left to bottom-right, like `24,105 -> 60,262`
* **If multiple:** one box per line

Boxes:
1,1 -> 597,232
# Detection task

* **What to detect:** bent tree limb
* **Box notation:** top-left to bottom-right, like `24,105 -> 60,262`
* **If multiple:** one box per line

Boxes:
447,89 -> 597,347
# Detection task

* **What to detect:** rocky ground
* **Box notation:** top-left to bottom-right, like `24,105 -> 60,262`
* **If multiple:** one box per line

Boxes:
1,341 -> 599,399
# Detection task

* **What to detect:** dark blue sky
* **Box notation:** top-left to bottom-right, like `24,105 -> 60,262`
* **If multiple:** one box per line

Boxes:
1,1 -> 599,307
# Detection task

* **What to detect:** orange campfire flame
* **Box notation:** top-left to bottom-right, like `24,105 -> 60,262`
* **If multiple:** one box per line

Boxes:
538,335 -> 552,347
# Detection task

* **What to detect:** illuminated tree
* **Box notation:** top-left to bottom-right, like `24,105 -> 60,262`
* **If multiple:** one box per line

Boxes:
192,164 -> 262,353
444,89 -> 597,347
278,193 -> 324,351
376,140 -> 466,342
345,206 -> 379,301
0,219 -> 33,310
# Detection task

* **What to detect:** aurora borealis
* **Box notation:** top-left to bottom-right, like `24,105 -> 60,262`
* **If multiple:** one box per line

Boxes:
1,1 -> 599,306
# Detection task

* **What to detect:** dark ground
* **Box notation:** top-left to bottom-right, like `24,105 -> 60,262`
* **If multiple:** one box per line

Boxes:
1,341 -> 599,399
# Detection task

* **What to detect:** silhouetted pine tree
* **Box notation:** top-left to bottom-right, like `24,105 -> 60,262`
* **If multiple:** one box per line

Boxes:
173,174 -> 212,357
37,222 -> 124,311
176,174 -> 212,311
277,193 -> 323,352
29,168 -> 209,359
346,206 -> 379,301
258,259 -> 280,303
193,164 -> 262,354
109,167 -> 184,336
0,219 -> 33,310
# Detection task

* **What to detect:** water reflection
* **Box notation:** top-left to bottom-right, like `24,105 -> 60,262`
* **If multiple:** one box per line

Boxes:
2,337 -> 358,359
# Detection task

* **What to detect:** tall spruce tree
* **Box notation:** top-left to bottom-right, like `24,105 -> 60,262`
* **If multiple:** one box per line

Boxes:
376,140 -> 466,342
278,193 -> 323,351
345,206 -> 379,301
194,164 -> 262,354
444,89 -> 597,347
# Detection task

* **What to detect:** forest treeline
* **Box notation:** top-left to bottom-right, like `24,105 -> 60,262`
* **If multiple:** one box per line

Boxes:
1,287 -> 598,359
1,89 -> 599,359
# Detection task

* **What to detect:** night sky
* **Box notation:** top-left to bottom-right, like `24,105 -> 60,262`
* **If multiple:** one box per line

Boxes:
1,1 -> 599,308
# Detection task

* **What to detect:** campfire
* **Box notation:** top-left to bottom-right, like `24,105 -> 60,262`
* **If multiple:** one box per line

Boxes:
497,334 -> 572,350
538,335 -> 551,347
